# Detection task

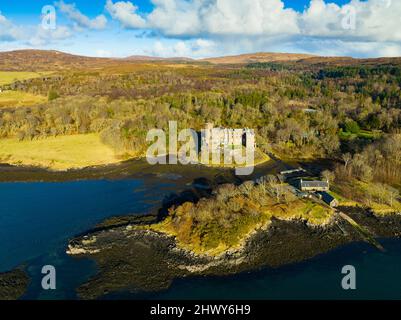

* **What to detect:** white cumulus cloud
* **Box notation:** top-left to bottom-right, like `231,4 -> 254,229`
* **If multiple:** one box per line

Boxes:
0,11 -> 24,41
56,0 -> 107,30
2,0 -> 401,58
28,25 -> 72,46
0,10 -> 73,49
104,0 -> 401,58
107,0 -> 299,37
105,0 -> 146,28
300,0 -> 401,41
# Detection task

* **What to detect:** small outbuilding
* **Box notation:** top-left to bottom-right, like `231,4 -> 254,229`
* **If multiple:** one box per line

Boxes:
318,192 -> 339,207
299,179 -> 330,192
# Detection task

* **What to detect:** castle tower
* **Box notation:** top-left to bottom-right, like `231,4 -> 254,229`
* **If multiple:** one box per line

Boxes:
202,122 -> 214,154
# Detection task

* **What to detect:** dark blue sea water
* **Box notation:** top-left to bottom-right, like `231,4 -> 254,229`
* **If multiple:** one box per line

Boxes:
0,179 -> 177,299
142,239 -> 401,300
1,179 -> 401,300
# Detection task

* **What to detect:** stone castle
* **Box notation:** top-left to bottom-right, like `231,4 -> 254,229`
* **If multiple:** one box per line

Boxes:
201,123 -> 255,156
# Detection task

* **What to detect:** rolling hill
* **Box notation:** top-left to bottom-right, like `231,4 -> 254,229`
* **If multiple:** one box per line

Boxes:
124,55 -> 194,63
1,49 -> 401,72
0,50 -> 112,71
201,52 -> 317,64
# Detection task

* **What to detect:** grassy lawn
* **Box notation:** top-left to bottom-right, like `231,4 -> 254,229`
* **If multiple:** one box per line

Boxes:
0,71 -> 53,86
339,129 -> 382,141
0,134 -> 121,170
329,187 -> 358,206
270,199 -> 333,225
0,90 -> 47,108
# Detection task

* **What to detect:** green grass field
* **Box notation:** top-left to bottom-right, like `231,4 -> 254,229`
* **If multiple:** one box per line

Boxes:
0,71 -> 53,86
0,134 -> 121,170
339,129 -> 382,141
270,199 -> 333,226
0,90 -> 47,108
0,71 -> 51,107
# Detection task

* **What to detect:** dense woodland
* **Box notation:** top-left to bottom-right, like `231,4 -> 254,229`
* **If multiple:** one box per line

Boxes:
1,60 -> 401,190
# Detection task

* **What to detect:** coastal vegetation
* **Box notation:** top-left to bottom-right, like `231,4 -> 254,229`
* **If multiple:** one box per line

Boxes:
150,179 -> 333,256
330,134 -> 401,214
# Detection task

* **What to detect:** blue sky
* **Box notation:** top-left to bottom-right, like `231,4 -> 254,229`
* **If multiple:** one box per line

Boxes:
1,0 -> 351,22
0,0 -> 400,58
0,0 -> 352,14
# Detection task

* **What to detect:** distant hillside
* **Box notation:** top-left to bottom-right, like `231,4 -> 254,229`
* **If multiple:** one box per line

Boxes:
298,55 -> 401,67
1,49 -> 401,71
202,52 -> 317,64
0,50 -> 112,71
0,50 -> 194,71
202,52 -> 401,66
124,55 -> 194,63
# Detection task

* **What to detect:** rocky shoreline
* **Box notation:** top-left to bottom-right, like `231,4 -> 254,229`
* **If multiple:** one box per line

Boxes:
67,207 -> 401,300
